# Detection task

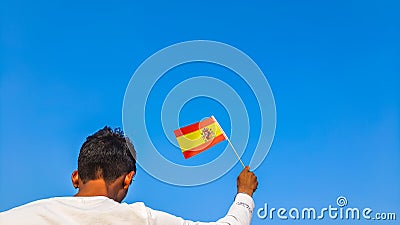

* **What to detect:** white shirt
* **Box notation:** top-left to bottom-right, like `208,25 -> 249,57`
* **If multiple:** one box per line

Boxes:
0,193 -> 254,225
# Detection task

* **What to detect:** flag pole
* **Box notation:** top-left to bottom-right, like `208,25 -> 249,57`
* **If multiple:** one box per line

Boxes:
211,116 -> 245,168
226,137 -> 246,168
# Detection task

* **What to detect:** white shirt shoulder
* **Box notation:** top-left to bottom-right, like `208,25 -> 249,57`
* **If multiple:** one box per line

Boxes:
0,196 -> 149,225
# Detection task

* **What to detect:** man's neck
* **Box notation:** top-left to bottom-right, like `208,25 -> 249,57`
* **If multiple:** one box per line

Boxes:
74,179 -> 115,199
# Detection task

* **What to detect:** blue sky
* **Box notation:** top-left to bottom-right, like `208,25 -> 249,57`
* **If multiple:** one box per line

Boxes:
1,0 -> 399,224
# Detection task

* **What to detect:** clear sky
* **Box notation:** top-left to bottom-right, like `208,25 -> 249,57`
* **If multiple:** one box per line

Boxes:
1,1 -> 399,224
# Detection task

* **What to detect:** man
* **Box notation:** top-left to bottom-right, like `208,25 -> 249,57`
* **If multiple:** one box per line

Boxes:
0,126 -> 258,225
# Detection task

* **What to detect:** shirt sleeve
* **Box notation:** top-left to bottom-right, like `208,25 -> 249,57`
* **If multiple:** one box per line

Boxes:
147,193 -> 254,225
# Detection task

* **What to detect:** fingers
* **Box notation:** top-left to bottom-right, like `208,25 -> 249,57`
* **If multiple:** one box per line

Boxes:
248,171 -> 258,191
237,165 -> 258,197
240,166 -> 250,176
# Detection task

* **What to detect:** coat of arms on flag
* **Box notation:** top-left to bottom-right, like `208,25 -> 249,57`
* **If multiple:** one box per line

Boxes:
201,127 -> 215,142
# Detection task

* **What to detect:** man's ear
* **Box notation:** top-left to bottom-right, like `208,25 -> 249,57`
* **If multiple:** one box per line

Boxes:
71,170 -> 79,189
123,171 -> 135,189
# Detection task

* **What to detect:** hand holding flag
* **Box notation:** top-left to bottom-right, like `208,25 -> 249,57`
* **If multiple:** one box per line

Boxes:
237,166 -> 258,197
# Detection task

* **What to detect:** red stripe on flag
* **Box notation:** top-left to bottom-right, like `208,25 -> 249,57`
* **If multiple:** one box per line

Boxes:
182,134 -> 226,159
174,117 -> 216,137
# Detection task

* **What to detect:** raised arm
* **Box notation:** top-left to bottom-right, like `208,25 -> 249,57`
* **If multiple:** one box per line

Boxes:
147,166 -> 258,225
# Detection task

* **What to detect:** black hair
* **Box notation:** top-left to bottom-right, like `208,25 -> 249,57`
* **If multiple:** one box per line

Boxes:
78,126 -> 136,183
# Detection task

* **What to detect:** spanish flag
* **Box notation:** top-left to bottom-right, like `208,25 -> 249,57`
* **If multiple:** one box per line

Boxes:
174,116 -> 227,159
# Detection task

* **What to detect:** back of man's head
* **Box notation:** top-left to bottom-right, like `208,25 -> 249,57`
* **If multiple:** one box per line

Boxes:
78,126 -> 136,184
